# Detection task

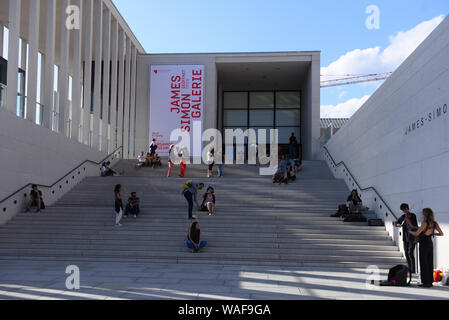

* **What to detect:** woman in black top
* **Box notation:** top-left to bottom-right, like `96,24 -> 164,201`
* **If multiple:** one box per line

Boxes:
114,184 -> 124,227
409,208 -> 444,287
186,222 -> 207,253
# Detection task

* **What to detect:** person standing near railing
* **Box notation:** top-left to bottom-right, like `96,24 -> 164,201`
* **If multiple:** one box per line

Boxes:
395,203 -> 418,274
409,208 -> 444,288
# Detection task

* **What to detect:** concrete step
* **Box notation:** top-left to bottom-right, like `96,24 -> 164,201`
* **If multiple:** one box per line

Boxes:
0,162 -> 405,268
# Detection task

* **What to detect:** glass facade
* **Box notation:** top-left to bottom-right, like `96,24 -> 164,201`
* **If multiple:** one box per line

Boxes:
223,91 -> 301,158
223,91 -> 301,142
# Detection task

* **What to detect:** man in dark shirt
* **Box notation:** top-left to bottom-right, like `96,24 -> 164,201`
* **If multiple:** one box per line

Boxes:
124,192 -> 140,219
396,203 -> 418,273
289,133 -> 298,160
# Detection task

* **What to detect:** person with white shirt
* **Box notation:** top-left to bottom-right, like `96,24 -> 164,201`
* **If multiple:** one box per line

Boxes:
136,152 -> 147,168
207,148 -> 215,178
149,139 -> 158,156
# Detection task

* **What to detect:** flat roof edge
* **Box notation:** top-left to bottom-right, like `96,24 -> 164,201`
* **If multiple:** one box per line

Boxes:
139,51 -> 321,56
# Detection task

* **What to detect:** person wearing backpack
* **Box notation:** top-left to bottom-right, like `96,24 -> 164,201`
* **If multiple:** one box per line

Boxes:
395,203 -> 418,273
409,208 -> 444,288
183,181 -> 204,220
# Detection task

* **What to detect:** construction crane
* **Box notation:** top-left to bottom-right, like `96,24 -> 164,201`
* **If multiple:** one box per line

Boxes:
320,72 -> 393,88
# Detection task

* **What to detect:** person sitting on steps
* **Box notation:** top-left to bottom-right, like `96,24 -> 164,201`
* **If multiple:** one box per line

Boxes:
152,153 -> 161,168
201,186 -> 216,216
145,152 -> 153,167
25,185 -> 45,213
124,192 -> 140,219
136,152 -> 147,168
347,189 -> 363,214
186,221 -> 207,253
102,161 -> 117,176
331,189 -> 365,217
272,165 -> 288,184
294,159 -> 303,173
286,163 -> 296,182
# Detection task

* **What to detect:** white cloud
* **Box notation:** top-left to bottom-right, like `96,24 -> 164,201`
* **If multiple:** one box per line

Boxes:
321,95 -> 370,118
321,15 -> 445,118
321,15 -> 444,78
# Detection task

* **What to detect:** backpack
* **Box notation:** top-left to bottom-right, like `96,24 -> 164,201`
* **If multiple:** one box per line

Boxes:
380,265 -> 412,287
183,180 -> 194,191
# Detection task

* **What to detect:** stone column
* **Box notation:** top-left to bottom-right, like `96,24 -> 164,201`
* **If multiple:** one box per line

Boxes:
123,37 -> 131,158
101,9 -> 111,153
26,0 -> 41,124
129,45 -> 137,158
58,0 -> 71,135
42,0 -> 56,129
109,18 -> 118,152
116,29 -> 125,152
71,0 -> 83,142
6,0 -> 21,114
92,0 -> 103,150
82,0 -> 93,145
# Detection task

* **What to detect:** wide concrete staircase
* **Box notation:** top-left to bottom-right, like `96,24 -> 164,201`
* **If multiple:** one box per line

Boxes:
0,161 -> 405,269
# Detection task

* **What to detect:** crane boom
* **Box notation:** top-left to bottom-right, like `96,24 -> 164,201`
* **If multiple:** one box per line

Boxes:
321,72 -> 393,88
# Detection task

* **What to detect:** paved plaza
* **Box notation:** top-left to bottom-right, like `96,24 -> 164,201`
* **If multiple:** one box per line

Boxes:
1,260 -> 449,300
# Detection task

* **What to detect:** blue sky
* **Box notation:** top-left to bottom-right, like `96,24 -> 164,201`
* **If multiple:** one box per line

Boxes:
113,0 -> 449,118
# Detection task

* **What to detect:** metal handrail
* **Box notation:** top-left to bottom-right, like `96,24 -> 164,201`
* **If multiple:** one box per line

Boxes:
0,146 -> 123,205
322,145 -> 399,221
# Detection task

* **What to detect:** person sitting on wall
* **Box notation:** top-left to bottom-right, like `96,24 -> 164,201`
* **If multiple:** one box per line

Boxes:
152,153 -> 162,168
124,192 -> 140,219
186,221 -> 207,253
25,185 -> 45,213
136,152 -> 147,168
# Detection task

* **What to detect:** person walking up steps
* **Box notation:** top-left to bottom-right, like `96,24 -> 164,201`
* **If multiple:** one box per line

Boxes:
183,181 -> 204,220
114,184 -> 124,227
